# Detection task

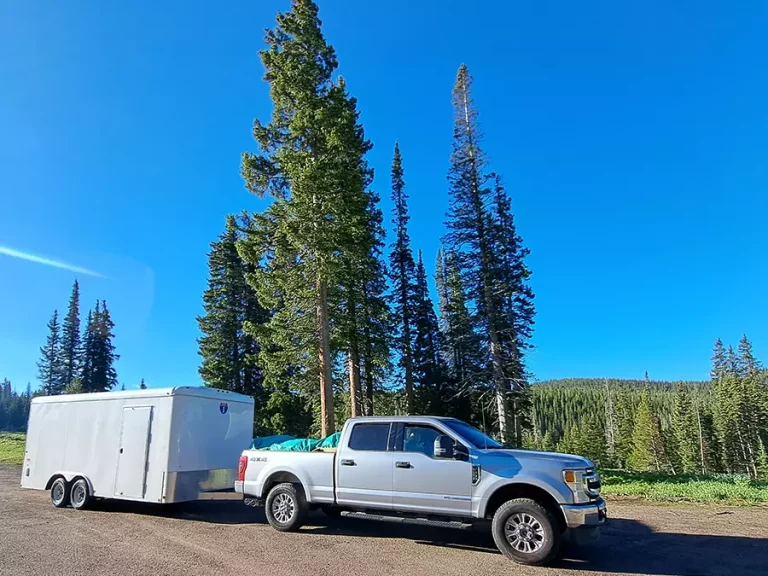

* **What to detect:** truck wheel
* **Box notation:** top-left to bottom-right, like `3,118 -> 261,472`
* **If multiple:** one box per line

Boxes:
265,483 -> 308,532
50,478 -> 69,508
491,498 -> 560,566
70,479 -> 91,510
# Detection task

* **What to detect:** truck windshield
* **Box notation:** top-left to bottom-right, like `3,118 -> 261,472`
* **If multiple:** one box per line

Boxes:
442,419 -> 504,449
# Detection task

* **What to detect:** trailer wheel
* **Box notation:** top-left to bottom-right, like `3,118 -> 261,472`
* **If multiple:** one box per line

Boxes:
50,477 -> 69,508
70,479 -> 91,510
265,483 -> 308,532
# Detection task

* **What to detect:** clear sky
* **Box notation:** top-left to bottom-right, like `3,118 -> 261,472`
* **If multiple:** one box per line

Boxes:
1,0 -> 766,392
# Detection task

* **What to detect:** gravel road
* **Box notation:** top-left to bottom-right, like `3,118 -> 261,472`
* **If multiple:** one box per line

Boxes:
1,465 -> 766,576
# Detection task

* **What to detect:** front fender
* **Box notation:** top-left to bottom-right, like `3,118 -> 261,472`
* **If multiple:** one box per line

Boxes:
475,471 -> 571,518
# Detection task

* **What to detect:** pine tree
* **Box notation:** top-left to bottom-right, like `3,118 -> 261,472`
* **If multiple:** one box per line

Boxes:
81,301 -> 119,392
198,214 -> 267,397
240,0 -> 383,435
443,65 -> 535,445
387,142 -> 417,413
628,390 -> 667,472
614,392 -> 635,468
435,248 -> 482,423
59,279 -> 82,390
79,310 -> 94,392
672,384 -> 700,473
37,310 -> 64,395
412,251 -> 450,415
139,378 -> 147,390
710,338 -> 726,380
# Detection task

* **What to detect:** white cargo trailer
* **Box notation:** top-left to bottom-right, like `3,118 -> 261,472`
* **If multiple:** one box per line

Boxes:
20,387 -> 254,509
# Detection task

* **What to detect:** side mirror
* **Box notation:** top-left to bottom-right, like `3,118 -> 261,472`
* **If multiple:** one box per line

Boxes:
434,435 -> 454,459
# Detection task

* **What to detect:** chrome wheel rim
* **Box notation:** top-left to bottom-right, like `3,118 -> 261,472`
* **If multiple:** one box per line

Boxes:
504,513 -> 546,553
271,493 -> 295,524
52,482 -> 65,504
72,483 -> 85,507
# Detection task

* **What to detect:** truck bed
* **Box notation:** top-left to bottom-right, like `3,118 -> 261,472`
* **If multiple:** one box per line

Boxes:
241,449 -> 336,504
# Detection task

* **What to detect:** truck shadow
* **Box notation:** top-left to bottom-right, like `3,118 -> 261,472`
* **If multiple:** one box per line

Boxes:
303,515 -> 768,576
95,501 -> 768,575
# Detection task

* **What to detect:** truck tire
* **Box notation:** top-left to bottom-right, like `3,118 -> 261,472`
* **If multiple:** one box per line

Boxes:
491,498 -> 560,566
50,478 -> 69,508
70,478 -> 91,510
265,483 -> 308,532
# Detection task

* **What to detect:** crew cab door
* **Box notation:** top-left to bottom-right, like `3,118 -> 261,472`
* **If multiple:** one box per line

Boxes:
391,422 -> 472,516
335,421 -> 394,510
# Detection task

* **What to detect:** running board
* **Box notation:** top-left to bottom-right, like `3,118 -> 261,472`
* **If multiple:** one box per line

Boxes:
341,511 -> 474,530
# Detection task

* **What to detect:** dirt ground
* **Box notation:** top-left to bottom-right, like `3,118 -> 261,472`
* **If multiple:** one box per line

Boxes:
1,465 -> 766,576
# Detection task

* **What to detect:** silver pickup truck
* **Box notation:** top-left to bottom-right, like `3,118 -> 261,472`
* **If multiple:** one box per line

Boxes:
235,416 -> 606,566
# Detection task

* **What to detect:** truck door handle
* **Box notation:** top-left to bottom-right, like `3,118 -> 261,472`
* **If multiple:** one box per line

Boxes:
340,459 -> 356,466
395,461 -> 412,469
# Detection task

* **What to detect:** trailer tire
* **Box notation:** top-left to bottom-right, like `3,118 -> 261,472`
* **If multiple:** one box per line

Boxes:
265,483 -> 307,532
50,477 -> 69,508
70,478 -> 91,510
492,498 -> 560,566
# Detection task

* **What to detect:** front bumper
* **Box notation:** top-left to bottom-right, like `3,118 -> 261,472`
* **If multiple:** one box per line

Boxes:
560,497 -> 607,528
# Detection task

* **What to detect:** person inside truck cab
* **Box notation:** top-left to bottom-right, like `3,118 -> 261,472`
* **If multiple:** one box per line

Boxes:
403,426 -> 440,455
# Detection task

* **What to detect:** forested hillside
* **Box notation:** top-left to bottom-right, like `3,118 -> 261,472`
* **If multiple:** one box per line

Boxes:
528,341 -> 768,479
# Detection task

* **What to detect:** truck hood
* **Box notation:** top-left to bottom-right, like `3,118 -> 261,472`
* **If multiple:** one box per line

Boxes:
479,449 -> 593,468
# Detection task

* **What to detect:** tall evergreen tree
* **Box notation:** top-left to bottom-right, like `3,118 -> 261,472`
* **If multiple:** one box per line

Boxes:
628,390 -> 668,472
59,279 -> 82,390
198,214 -> 267,397
81,301 -> 118,392
672,384 -> 700,473
387,142 -> 417,413
443,65 -> 535,445
710,338 -> 726,380
37,310 -> 63,395
412,251 -> 450,415
240,0 -> 384,435
435,248 -> 482,423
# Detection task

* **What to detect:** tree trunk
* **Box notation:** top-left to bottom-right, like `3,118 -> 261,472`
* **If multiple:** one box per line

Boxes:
317,276 -> 334,436
459,79 -> 511,445
362,282 -> 374,416
696,403 -> 707,475
348,351 -> 362,417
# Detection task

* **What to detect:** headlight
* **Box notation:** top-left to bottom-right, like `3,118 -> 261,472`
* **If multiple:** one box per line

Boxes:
563,468 -> 601,503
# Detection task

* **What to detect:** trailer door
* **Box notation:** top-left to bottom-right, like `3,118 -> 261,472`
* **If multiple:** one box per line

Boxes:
115,406 -> 153,499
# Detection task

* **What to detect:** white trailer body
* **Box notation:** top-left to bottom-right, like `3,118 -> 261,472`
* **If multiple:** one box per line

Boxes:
21,387 -> 254,504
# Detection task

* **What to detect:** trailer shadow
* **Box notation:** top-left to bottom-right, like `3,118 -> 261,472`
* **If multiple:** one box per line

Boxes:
93,500 -> 768,575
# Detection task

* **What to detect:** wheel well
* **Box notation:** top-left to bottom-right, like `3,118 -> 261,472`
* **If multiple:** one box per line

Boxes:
45,474 -> 66,490
262,472 -> 305,499
484,483 -> 567,533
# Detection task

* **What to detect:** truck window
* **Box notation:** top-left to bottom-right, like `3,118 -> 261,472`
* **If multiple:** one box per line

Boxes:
402,425 -> 442,457
348,423 -> 390,451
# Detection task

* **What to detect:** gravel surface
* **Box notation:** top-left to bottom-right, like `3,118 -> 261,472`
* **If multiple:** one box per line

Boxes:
1,465 -> 766,576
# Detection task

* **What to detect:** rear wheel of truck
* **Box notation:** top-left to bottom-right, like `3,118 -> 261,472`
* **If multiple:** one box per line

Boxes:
491,498 -> 560,566
50,478 -> 69,508
70,479 -> 91,510
265,483 -> 308,532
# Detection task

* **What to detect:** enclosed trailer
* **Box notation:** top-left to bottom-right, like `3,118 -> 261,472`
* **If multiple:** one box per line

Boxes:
21,387 -> 254,508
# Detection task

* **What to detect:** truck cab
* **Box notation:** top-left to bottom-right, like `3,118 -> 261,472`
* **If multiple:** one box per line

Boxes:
236,416 -> 606,566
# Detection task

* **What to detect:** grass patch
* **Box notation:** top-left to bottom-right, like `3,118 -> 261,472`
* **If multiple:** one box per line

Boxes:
0,432 -> 26,466
601,469 -> 768,505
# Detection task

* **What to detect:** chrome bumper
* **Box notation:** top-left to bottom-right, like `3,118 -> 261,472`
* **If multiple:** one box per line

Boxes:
561,497 -> 607,528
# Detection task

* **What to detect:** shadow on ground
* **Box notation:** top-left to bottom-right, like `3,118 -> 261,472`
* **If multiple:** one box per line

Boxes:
95,500 -> 768,576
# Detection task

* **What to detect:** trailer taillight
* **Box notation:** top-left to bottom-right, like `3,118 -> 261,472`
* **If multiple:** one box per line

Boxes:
238,455 -> 248,481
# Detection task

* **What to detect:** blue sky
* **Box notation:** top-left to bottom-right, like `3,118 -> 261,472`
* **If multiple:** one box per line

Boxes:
1,0 -> 766,392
